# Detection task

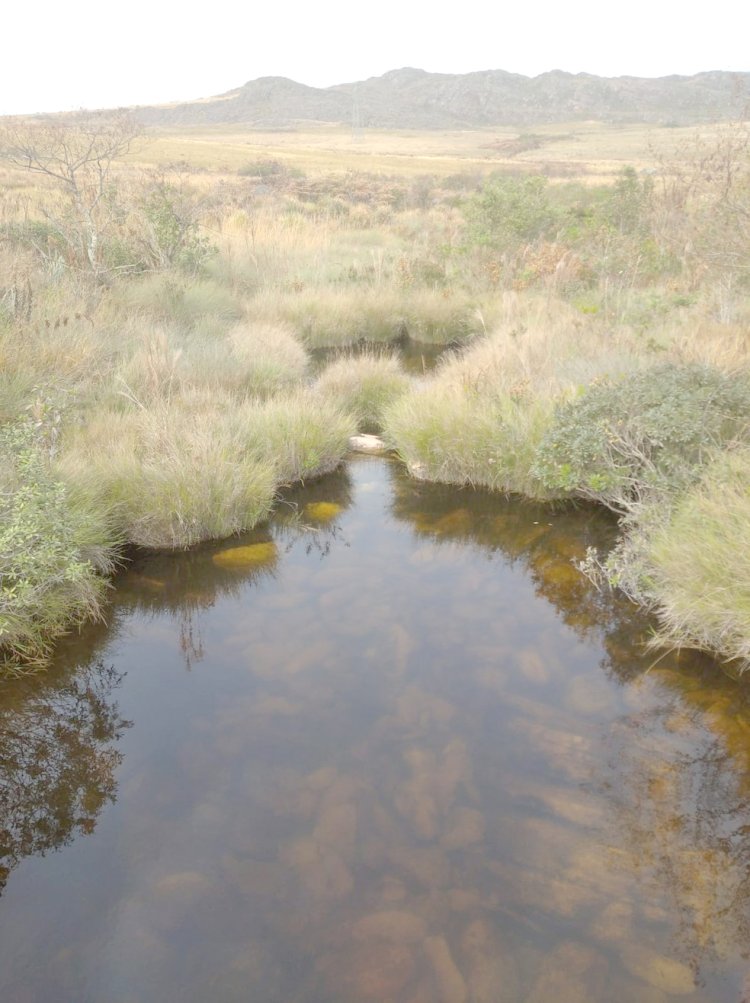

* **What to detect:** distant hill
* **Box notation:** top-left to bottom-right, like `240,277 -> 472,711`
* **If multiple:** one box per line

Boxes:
135,67 -> 750,129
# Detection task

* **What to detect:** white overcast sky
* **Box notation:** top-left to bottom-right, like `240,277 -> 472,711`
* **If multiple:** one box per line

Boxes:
1,0 -> 748,115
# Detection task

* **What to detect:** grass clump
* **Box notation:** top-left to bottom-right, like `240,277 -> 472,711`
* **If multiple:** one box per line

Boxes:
643,448 -> 750,665
315,351 -> 410,432
383,304 -> 640,497
384,382 -> 554,496
114,322 -> 308,404
533,363 -> 750,512
238,391 -> 356,484
58,395 -> 277,549
118,274 -> 242,336
0,422 -> 117,670
255,287 -> 483,349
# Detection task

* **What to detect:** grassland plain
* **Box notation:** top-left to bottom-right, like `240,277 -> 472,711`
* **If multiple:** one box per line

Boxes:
1,114 -> 750,671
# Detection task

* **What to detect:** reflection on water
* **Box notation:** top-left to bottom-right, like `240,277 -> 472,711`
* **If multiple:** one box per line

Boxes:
0,645 -> 129,895
1,457 -> 750,1001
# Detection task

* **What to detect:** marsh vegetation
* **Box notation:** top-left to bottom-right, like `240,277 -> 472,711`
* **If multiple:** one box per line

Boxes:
1,113 -> 750,669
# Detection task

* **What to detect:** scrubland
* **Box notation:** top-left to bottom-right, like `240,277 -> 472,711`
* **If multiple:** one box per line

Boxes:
1,114 -> 750,670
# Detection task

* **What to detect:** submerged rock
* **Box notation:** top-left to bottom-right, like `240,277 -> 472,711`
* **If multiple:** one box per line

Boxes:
424,935 -> 468,1003
330,938 -> 417,999
441,807 -> 485,850
619,944 -> 696,995
525,940 -> 608,1003
460,919 -> 520,1003
352,910 -> 427,943
304,501 -> 343,522
212,541 -> 277,569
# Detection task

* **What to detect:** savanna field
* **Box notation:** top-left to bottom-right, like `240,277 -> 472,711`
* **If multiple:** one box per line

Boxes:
1,115 -> 750,671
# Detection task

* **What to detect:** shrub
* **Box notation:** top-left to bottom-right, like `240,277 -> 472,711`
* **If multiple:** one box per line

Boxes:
463,174 -> 559,251
316,352 -> 410,432
533,363 -> 750,511
0,422 -> 117,670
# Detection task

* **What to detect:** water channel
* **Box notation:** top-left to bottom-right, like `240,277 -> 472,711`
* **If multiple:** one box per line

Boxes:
1,455 -> 749,1002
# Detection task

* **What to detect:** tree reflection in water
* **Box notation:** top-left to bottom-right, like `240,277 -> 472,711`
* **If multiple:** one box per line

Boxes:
0,657 -> 129,894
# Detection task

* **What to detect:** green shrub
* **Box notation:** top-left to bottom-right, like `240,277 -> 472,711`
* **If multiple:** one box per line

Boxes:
0,423 -> 117,670
463,174 -> 559,251
533,363 -> 750,511
316,352 -> 410,432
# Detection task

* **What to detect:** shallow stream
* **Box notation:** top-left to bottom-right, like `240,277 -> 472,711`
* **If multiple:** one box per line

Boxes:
1,456 -> 750,1002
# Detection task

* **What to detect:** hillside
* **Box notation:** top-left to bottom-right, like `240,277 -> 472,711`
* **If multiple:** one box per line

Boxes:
136,67 -> 750,129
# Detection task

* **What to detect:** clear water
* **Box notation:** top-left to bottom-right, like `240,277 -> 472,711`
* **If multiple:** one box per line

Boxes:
1,456 -> 749,1002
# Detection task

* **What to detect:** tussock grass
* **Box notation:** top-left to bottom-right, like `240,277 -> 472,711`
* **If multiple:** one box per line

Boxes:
227,321 -> 309,396
641,448 -> 750,666
253,286 -> 484,349
58,394 -> 278,549
384,297 -> 644,496
384,382 -> 555,496
114,321 -> 308,404
118,274 -> 242,336
315,351 -> 411,432
237,391 -> 356,484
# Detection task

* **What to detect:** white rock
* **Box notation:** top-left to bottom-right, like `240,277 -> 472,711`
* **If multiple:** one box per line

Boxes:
348,434 -> 387,453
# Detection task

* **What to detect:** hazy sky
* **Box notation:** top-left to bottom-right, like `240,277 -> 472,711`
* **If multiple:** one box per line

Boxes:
2,0 -> 748,115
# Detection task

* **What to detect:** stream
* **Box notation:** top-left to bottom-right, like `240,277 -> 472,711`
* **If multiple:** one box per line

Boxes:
1,455 -> 749,1002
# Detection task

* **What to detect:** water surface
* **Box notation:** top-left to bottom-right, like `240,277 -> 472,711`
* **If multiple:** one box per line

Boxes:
1,456 -> 750,1002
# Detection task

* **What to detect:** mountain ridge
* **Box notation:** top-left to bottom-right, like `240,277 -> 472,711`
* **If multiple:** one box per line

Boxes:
135,67 -> 750,129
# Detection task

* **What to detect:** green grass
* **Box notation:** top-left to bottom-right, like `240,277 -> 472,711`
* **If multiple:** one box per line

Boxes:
315,351 -> 411,432
58,395 -> 278,549
113,321 -> 309,405
237,391 -> 357,484
642,448 -> 750,666
253,286 -> 484,349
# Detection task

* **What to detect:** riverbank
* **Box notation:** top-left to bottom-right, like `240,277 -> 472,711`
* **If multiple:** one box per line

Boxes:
2,118 -> 750,672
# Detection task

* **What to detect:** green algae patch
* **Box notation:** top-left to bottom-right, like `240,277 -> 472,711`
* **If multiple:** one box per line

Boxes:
212,542 -> 278,570
304,502 -> 343,523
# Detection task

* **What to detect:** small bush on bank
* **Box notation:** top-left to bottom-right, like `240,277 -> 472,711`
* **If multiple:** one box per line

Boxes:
0,423 -> 117,669
533,363 -> 750,512
463,174 -> 559,252
316,352 -> 410,432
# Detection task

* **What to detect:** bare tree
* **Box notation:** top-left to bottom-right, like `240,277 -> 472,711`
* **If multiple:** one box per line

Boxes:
0,110 -> 141,280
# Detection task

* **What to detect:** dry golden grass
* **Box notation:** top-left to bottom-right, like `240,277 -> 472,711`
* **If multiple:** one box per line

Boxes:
124,121 -> 734,185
